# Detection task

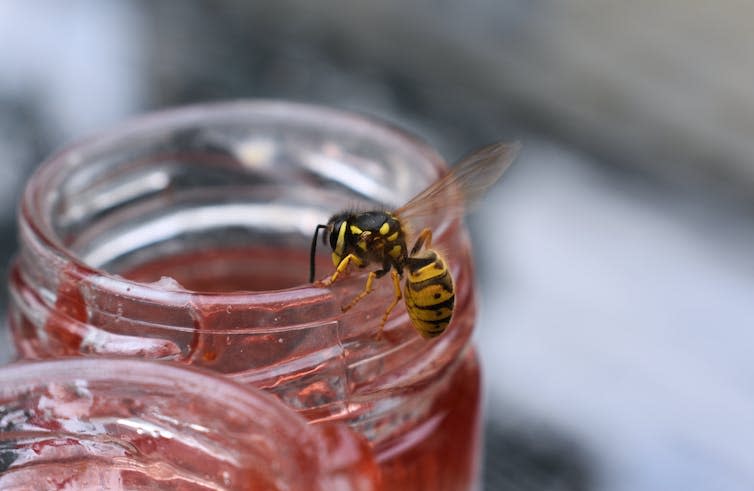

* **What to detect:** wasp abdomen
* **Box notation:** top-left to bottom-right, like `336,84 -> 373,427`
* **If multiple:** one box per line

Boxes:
403,250 -> 455,339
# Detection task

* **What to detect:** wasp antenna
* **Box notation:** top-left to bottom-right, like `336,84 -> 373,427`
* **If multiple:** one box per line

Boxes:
309,224 -> 328,283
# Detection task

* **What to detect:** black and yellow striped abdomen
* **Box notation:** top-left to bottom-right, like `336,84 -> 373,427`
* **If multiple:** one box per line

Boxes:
403,249 -> 455,339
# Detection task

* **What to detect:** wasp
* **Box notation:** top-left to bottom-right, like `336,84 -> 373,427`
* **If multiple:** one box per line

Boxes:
309,142 -> 519,338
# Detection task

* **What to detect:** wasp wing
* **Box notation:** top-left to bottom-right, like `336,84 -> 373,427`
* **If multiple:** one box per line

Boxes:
395,142 -> 520,222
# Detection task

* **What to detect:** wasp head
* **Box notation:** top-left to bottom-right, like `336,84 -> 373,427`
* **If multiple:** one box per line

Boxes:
325,211 -> 351,251
310,211 -> 353,283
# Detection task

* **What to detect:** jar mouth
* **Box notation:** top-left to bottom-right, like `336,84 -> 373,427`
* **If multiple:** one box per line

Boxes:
21,100 -> 448,301
0,357 -> 313,429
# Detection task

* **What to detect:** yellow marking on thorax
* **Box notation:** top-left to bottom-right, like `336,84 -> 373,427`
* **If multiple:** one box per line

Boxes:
357,239 -> 368,251
388,244 -> 403,258
387,231 -> 399,242
379,222 -> 390,235
350,224 -> 363,235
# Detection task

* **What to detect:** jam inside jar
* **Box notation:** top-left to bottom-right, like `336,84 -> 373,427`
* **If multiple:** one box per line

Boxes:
10,101 -> 483,490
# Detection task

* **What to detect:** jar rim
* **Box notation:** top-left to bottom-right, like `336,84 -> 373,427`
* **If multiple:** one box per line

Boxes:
0,357 -> 310,429
20,99 -> 449,305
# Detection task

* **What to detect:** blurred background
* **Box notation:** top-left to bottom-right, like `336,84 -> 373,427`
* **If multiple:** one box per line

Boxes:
2,1 -> 754,489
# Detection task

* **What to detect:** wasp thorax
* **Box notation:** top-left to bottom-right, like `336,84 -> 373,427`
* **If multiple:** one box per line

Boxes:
323,210 -> 407,273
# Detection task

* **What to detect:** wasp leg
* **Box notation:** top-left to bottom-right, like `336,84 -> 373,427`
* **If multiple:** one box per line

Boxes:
410,228 -> 434,255
319,253 -> 360,287
342,270 -> 378,312
376,269 -> 402,339
342,262 -> 392,312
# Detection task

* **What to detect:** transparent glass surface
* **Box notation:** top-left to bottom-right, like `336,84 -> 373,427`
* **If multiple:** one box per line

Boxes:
0,358 -> 379,490
9,101 -> 482,490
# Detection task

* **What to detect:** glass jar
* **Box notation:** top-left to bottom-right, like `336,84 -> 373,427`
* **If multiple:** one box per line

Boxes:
9,101 -> 483,490
0,358 -> 379,490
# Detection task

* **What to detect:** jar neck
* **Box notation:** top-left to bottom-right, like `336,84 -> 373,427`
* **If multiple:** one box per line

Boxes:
10,100 -> 477,426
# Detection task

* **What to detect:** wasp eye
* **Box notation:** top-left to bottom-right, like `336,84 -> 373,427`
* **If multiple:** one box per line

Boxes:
328,221 -> 341,250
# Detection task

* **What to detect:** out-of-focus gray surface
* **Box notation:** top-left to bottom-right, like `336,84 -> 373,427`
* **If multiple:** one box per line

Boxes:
476,142 -> 754,490
2,2 -> 754,490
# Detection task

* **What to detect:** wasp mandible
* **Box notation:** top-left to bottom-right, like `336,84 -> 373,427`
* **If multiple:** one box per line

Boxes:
310,142 -> 520,338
